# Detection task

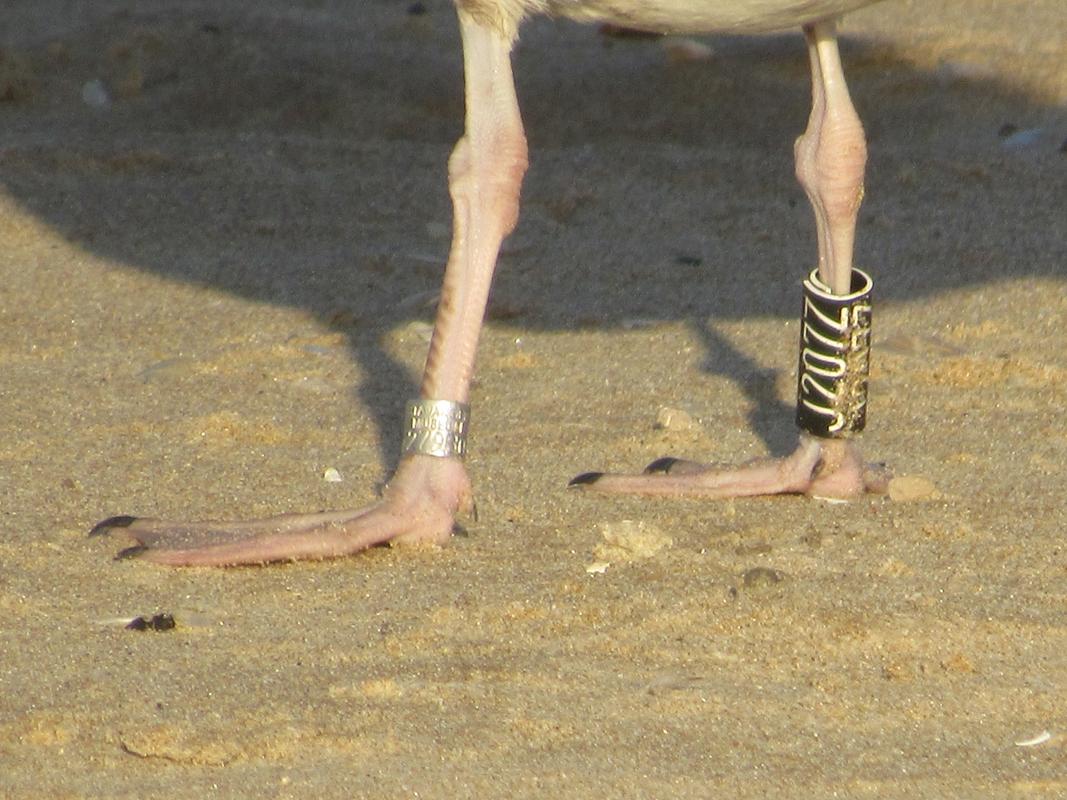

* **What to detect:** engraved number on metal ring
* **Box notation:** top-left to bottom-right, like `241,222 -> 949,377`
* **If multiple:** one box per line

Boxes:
402,399 -> 470,458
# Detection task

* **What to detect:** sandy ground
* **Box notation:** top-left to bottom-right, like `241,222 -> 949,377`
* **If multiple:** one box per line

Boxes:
1,0 -> 1065,797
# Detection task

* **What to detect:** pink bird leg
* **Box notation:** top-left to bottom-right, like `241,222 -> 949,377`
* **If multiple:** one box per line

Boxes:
93,8 -> 887,566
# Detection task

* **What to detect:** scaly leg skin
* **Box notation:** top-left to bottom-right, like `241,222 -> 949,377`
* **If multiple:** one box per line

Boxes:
570,20 -> 886,503
571,434 -> 888,502
92,455 -> 473,566
92,10 -> 528,566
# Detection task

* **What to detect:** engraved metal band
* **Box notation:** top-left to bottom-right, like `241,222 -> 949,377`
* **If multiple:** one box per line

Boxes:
401,399 -> 470,459
795,268 -> 873,438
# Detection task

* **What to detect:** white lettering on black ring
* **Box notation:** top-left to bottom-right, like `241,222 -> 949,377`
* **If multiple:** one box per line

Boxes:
795,268 -> 872,438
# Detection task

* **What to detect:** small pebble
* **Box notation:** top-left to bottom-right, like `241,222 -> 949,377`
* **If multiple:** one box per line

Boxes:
126,613 -> 176,632
674,254 -> 703,266
741,566 -> 785,588
139,356 -> 198,383
595,519 -> 672,563
81,78 -> 111,109
397,319 -> 434,342
644,672 -> 707,696
323,467 -> 343,483
888,475 -> 940,502
999,127 -> 1044,151
654,406 -> 698,432
935,60 -> 997,85
424,221 -> 450,239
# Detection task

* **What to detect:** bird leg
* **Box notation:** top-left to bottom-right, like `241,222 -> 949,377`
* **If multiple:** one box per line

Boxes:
571,19 -> 886,501
93,10 -> 528,565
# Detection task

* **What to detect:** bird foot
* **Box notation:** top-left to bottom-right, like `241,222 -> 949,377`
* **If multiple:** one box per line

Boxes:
90,455 -> 473,566
569,435 -> 888,501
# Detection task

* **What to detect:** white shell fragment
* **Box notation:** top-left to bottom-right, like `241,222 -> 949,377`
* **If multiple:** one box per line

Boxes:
1014,731 -> 1052,747
811,495 -> 850,504
585,561 -> 610,575
322,467 -> 343,482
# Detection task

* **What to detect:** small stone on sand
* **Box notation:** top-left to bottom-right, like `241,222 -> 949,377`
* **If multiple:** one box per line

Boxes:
888,475 -> 940,502
653,406 -> 698,432
741,566 -> 785,588
595,519 -> 672,563
81,78 -> 111,109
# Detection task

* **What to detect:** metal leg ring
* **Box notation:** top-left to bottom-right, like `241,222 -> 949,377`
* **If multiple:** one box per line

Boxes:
795,268 -> 873,438
401,399 -> 470,459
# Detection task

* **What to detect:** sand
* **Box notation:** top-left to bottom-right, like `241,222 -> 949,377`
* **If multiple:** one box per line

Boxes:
1,0 -> 1064,797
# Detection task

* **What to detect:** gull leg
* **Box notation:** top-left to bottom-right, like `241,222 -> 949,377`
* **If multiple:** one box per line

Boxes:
93,11 -> 527,565
572,20 -> 886,501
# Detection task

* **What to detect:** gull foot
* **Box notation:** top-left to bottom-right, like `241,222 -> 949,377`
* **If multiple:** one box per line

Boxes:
90,455 -> 473,566
569,435 -> 888,501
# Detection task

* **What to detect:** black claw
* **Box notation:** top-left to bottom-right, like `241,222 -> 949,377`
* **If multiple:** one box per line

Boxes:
114,545 -> 149,561
89,515 -> 138,537
644,457 -> 679,475
568,471 -> 603,487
